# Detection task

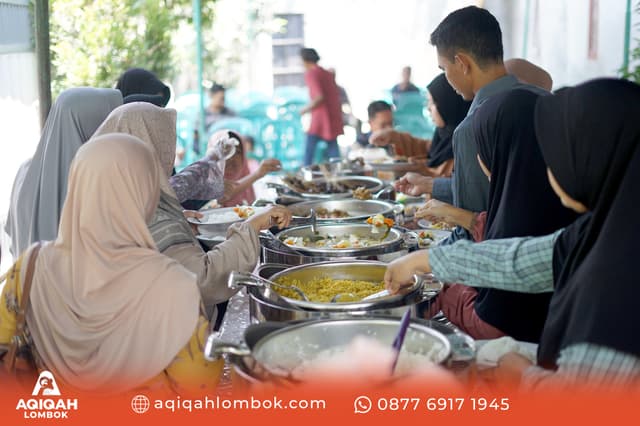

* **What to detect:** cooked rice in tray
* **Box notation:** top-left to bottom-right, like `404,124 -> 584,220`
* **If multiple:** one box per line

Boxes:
273,276 -> 384,303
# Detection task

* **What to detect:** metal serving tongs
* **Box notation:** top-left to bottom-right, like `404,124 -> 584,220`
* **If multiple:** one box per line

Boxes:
228,271 -> 310,301
336,273 -> 443,303
309,208 -> 318,234
306,208 -> 326,243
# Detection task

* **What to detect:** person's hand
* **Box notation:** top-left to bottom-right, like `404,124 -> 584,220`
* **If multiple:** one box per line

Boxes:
246,205 -> 292,233
369,128 -> 398,147
415,199 -> 455,223
182,210 -> 203,235
257,159 -> 282,178
394,172 -> 434,196
493,352 -> 534,387
384,250 -> 431,294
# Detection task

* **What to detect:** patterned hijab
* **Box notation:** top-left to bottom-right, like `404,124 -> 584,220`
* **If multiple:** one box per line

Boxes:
93,102 -> 197,251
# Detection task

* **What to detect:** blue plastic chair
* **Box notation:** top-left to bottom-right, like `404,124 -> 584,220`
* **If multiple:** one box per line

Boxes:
276,101 -> 305,120
273,86 -> 309,105
258,118 -> 305,170
393,91 -> 426,115
394,114 -> 435,140
228,91 -> 272,112
207,117 -> 256,139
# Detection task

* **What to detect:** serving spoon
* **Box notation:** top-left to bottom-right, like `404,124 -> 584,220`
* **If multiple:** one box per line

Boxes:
228,271 -> 310,301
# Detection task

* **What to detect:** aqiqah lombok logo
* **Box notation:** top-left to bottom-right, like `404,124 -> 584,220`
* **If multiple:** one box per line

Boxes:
16,370 -> 79,419
31,371 -> 61,396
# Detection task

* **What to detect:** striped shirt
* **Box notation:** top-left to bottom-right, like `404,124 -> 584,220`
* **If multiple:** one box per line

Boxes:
428,232 -> 640,389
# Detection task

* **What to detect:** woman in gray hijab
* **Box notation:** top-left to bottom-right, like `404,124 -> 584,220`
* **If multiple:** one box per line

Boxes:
93,102 -> 291,318
5,87 -> 123,256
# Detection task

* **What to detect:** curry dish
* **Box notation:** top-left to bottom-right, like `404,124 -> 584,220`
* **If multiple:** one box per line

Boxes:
273,276 -> 385,303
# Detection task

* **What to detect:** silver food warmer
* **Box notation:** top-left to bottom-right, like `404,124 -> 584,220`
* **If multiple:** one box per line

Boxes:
287,199 -> 400,225
260,223 -> 418,266
229,260 -> 441,323
267,175 -> 386,202
299,158 -> 373,180
206,317 -> 475,385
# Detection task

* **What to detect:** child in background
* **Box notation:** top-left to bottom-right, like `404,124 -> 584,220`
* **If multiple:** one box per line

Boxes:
223,132 -> 281,207
242,135 -> 260,174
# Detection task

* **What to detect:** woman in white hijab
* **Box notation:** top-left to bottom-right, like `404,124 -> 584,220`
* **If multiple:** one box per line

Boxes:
0,133 -> 222,394
5,87 -> 123,257
93,102 -> 291,317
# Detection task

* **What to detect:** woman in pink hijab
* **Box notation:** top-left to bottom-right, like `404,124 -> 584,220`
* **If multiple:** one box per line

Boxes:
0,133 -> 223,394
222,131 -> 281,207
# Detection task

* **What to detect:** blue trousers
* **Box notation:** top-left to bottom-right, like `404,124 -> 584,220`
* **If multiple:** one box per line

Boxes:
304,133 -> 340,165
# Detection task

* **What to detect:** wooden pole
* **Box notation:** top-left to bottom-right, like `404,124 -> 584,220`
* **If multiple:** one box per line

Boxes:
34,0 -> 52,129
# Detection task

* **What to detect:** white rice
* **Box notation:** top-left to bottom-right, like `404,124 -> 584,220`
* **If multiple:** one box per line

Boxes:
200,210 -> 240,224
291,342 -> 442,378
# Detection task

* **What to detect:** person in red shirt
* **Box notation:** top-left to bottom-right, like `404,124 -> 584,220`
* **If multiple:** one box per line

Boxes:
299,48 -> 344,165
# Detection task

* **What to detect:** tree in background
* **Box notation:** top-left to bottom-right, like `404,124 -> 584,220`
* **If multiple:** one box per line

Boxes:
49,0 -> 217,96
173,0 -> 282,91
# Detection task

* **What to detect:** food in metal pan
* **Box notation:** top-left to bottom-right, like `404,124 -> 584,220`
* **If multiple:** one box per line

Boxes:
315,207 -> 350,219
366,214 -> 394,236
352,186 -> 372,200
282,234 -> 385,249
273,276 -> 384,302
283,175 -> 362,194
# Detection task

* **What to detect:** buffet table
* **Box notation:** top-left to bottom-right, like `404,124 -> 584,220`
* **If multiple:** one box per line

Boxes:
210,170 -> 461,389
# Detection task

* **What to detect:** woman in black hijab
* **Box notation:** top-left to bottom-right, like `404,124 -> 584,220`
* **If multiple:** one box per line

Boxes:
426,73 -> 471,169
386,79 -> 640,388
390,88 -> 576,342
116,68 -> 171,107
374,74 -> 468,178
472,88 -> 577,342
531,79 -> 640,379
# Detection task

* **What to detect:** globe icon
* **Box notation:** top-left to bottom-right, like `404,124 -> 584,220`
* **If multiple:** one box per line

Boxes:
131,395 -> 150,414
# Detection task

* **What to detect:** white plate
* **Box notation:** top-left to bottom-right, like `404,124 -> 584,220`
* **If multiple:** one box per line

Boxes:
417,219 -> 455,231
188,206 -> 265,235
187,207 -> 243,225
415,229 -> 452,248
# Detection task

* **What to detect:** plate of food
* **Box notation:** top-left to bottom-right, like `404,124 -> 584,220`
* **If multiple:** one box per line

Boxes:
417,219 -> 455,231
415,229 -> 452,248
367,158 -> 419,172
189,206 -> 263,234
